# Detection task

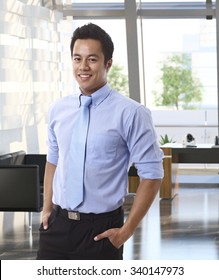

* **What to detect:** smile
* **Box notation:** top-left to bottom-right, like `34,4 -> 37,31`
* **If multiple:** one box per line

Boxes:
79,74 -> 92,78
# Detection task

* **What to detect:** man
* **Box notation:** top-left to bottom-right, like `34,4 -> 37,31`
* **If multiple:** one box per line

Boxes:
37,23 -> 163,260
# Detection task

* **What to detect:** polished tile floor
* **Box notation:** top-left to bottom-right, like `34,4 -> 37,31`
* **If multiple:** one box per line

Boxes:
1,170 -> 219,260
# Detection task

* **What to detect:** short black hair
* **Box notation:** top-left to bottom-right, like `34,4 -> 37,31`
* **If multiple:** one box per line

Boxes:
70,23 -> 114,65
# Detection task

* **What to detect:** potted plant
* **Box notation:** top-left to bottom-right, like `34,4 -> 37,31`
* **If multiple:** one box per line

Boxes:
159,134 -> 175,145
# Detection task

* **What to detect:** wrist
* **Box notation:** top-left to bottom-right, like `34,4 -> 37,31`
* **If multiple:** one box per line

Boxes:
119,224 -> 134,244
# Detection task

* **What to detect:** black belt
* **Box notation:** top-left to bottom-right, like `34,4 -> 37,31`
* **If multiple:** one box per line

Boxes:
53,205 -> 123,221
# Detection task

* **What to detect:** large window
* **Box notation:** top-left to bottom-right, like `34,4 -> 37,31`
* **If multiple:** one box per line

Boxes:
141,0 -> 210,2
141,18 -> 217,144
142,19 -> 217,110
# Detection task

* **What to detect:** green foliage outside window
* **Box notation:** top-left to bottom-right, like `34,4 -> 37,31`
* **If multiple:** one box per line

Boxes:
108,63 -> 129,97
153,53 -> 203,110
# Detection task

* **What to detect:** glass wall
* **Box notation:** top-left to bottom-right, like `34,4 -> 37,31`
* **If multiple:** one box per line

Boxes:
141,18 -> 217,144
141,0 -> 209,2
143,19 -> 216,109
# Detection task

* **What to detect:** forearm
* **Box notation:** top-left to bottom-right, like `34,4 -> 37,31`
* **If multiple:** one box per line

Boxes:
43,161 -> 56,214
120,178 -> 162,242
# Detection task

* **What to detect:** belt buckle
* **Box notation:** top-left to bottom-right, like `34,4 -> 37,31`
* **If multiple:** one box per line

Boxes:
68,211 -> 80,220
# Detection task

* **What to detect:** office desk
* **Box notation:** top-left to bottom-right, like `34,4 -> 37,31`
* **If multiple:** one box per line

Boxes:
160,143 -> 219,199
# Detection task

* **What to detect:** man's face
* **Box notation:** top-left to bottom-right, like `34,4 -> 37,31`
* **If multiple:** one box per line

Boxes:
72,39 -> 112,96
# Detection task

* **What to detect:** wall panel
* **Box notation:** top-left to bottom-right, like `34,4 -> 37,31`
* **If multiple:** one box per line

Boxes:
0,0 -> 62,154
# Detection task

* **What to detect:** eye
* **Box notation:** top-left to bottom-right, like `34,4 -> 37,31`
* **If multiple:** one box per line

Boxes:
73,57 -> 80,62
88,57 -> 97,63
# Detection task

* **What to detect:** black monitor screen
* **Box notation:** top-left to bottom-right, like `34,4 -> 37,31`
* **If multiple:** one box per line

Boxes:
0,165 -> 40,211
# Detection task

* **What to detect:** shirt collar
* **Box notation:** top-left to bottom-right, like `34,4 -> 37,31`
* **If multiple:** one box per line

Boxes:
77,83 -> 112,108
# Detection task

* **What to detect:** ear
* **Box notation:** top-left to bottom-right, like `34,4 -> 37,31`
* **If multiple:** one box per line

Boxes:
106,59 -> 113,72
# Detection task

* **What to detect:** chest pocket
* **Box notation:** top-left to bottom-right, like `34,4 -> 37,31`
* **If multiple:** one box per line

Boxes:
87,133 -> 119,166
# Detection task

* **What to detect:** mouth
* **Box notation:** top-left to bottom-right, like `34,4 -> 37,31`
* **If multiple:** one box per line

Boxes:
78,74 -> 92,80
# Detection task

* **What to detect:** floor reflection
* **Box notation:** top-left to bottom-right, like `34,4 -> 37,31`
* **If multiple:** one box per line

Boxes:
124,184 -> 219,260
0,183 -> 219,260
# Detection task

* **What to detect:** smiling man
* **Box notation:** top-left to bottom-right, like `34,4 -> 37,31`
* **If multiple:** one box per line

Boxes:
36,23 -> 164,260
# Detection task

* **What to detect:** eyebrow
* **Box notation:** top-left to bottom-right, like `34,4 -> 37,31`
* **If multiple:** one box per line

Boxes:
73,53 -> 99,58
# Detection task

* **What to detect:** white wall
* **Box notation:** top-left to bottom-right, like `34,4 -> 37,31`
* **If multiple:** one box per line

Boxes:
0,0 -> 62,155
152,109 -> 218,145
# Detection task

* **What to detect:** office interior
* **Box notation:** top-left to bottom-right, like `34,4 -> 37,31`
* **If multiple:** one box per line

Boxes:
0,0 -> 219,260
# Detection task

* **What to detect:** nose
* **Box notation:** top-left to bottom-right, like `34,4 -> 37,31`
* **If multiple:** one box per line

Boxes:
80,59 -> 89,71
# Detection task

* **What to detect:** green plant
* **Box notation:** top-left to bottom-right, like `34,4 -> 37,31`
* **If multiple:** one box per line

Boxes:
108,63 -> 129,96
159,134 -> 176,145
153,53 -> 203,110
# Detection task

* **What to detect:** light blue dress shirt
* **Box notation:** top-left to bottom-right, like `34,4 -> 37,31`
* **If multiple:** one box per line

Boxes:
47,83 -> 164,213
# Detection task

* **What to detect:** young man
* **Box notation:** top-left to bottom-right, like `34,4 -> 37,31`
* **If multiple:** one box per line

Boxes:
37,23 -> 163,260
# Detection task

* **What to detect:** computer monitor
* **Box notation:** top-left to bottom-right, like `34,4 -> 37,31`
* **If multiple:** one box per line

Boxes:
0,165 -> 41,212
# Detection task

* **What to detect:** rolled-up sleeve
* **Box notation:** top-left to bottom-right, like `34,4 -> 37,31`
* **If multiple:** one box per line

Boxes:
127,106 -> 164,180
46,105 -> 59,166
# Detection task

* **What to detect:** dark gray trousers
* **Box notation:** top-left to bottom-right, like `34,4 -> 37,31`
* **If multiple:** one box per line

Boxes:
36,206 -> 124,260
